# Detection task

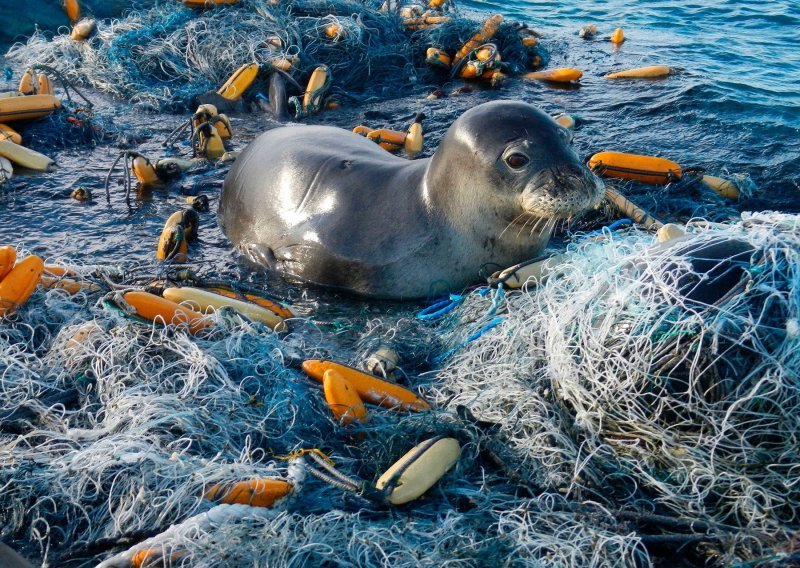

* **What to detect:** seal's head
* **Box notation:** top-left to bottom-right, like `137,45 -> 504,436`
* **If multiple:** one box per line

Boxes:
426,100 -> 603,237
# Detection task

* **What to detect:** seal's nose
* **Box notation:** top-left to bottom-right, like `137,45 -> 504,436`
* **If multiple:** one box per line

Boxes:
523,164 -> 604,217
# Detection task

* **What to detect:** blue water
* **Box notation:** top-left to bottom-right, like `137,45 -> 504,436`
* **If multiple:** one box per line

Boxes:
464,0 -> 800,210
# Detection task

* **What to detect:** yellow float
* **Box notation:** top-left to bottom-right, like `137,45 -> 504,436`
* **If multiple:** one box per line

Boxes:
217,63 -> 259,101
376,437 -> 461,505
523,68 -> 583,83
302,360 -> 430,411
162,287 -> 286,330
0,94 -> 61,122
606,65 -> 672,79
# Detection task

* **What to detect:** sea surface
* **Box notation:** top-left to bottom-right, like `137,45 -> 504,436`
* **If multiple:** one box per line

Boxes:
0,0 -> 797,282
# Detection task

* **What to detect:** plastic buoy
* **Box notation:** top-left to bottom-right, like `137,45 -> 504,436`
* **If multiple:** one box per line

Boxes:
302,360 -> 430,411
323,369 -> 368,424
302,65 -> 330,113
701,175 -> 740,200
366,128 -> 406,152
18,70 -> 35,95
404,113 -> 425,159
0,246 -> 16,280
376,437 -> 461,504
554,113 -> 575,130
604,187 -> 663,230
0,156 -> 12,184
589,150 -> 682,185
606,65 -> 672,79
122,291 -> 210,334
0,139 -> 57,172
0,123 -> 22,144
40,275 -> 99,295
523,68 -> 583,83
453,14 -> 502,65
204,286 -> 296,319
217,63 -> 259,101
656,223 -> 686,244
64,0 -> 80,22
0,255 -> 44,317
71,18 -> 96,41
197,123 -> 225,159
425,47 -> 451,70
579,24 -> 597,39
610,27 -> 625,44
205,478 -> 292,507
162,287 -> 286,331
0,94 -> 61,122
37,74 -> 54,96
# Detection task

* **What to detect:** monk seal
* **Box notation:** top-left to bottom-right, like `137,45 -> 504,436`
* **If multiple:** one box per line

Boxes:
219,100 -> 604,299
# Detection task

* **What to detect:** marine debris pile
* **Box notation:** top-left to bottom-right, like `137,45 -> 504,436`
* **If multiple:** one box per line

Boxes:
5,0 -> 538,111
1,214 -> 799,566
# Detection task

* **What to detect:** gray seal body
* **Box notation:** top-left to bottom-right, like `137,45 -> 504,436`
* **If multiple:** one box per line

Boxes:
219,100 -> 603,299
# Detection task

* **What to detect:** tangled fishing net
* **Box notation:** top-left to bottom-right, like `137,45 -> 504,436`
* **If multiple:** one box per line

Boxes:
2,213 -> 799,567
428,211 -> 800,564
5,0 -> 533,111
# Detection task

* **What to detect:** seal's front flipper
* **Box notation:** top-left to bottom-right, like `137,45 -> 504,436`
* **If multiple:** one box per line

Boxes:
245,243 -> 279,271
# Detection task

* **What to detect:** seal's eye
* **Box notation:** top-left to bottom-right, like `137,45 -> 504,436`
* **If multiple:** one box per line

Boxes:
505,153 -> 530,169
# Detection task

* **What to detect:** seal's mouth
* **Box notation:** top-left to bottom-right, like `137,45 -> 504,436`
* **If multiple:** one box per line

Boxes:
520,165 -> 604,219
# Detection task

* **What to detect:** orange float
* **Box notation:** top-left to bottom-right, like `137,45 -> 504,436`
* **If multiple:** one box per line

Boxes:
302,360 -> 430,411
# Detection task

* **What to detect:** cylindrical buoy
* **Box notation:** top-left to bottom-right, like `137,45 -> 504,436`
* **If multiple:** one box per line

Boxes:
453,14 -> 502,65
0,124 -> 22,144
425,47 -> 451,70
64,0 -> 80,22
205,478 -> 292,507
606,65 -> 672,79
217,63 -> 259,101
701,175 -> 740,200
588,151 -> 682,185
656,223 -> 686,244
0,255 -> 44,317
122,291 -> 210,335
523,68 -> 583,83
376,437 -> 461,505
404,113 -> 424,159
323,369 -> 368,424
604,187 -> 663,230
302,359 -> 430,411
0,139 -> 56,172
71,18 -> 96,41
